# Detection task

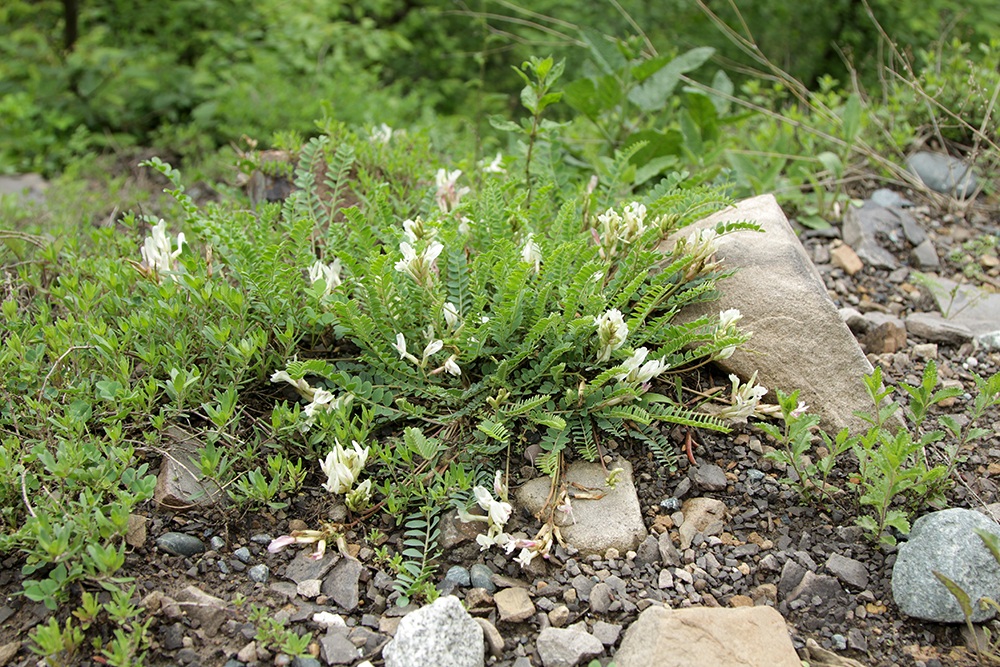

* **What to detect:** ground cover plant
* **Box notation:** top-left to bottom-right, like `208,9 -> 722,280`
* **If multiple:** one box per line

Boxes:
1,3 -> 1000,665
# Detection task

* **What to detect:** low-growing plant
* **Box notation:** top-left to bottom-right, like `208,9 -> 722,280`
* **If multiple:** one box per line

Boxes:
771,360 -> 1000,546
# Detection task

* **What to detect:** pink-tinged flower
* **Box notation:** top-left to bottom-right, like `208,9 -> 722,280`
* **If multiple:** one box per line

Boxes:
267,535 -> 297,553
435,169 -> 471,213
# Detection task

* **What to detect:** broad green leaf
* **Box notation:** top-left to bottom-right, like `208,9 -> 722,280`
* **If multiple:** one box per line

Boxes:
843,93 -> 862,143
563,75 -> 622,117
628,47 -> 715,112
489,116 -> 521,133
634,155 -> 678,186
579,27 -> 627,76
934,571 -> 974,620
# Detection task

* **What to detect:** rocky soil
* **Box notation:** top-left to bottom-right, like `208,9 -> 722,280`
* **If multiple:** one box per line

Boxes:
0,174 -> 998,667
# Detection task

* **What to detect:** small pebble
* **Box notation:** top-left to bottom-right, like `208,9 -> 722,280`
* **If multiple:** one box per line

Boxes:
248,564 -> 269,583
233,547 -> 252,564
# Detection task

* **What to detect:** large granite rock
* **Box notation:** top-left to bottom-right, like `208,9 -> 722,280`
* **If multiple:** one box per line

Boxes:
892,508 -> 1000,623
613,605 -> 801,667
663,194 -> 877,434
516,458 -> 646,556
382,595 -> 484,667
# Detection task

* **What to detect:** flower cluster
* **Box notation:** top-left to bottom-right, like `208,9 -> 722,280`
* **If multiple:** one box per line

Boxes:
435,169 -> 470,213
481,152 -> 506,174
714,308 -> 743,360
719,371 -> 768,424
370,123 -> 393,145
674,228 -> 720,281
268,526 -> 348,562
308,259 -> 342,297
270,371 -> 352,428
594,308 -> 628,362
614,347 -> 670,385
394,240 -> 443,287
320,440 -> 373,512
595,202 -> 658,259
140,219 -> 185,282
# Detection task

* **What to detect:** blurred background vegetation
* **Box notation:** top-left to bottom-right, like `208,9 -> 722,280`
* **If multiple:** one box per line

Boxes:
1,0 -> 998,181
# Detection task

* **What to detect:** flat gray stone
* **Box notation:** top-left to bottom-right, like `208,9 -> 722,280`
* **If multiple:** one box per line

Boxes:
320,629 -> 358,665
154,427 -> 227,510
614,606 -> 801,667
870,188 -> 911,208
588,583 -> 613,613
825,553 -> 869,590
905,312 -> 974,345
690,463 -> 728,491
494,586 -> 535,623
592,620 -> 622,646
535,627 -> 603,667
383,596 -> 484,667
892,508 -> 1000,622
174,585 -> 229,637
922,276 -> 1000,350
284,550 -> 338,584
664,195 -> 880,435
907,151 -> 978,198
515,458 -> 646,556
322,557 -> 363,611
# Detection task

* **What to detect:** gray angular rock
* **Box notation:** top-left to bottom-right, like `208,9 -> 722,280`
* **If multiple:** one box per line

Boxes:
613,605 -> 801,667
174,585 -> 229,637
911,239 -> 940,269
825,553 -> 869,590
592,620 -> 622,646
320,629 -> 360,665
662,195 -> 879,435
678,497 -> 727,551
690,463 -> 728,491
322,557 -> 363,611
907,151 -> 978,198
469,563 -> 495,592
156,532 -> 205,557
905,312 -> 974,345
283,550 -> 338,584
843,201 -> 911,269
535,627 -> 604,667
494,586 -> 535,623
154,427 -> 227,510
383,596 -> 484,667
248,564 -> 269,583
869,188 -> 911,208
588,583 -> 613,613
892,508 -> 1000,622
922,276 -> 1000,350
516,458 -> 646,556
634,535 -> 660,567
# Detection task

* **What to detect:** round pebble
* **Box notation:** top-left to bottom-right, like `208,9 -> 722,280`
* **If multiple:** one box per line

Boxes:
233,547 -> 252,564
444,565 -> 471,587
156,532 -> 206,557
470,563 -> 495,592
248,564 -> 270,583
209,536 -> 226,551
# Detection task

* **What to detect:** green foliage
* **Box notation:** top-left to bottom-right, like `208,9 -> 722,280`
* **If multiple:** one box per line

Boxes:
249,604 -> 313,657
936,529 -> 1000,664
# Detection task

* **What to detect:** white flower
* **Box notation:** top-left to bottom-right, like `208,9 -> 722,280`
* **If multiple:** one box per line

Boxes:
715,308 -> 744,359
345,478 -> 373,512
270,370 -> 316,400
614,347 -> 669,384
719,371 -> 768,424
308,259 -> 342,296
394,241 -> 444,286
458,217 -> 473,235
443,302 -> 460,330
394,333 -> 420,365
493,470 -> 508,502
677,228 -> 720,280
370,123 -> 393,145
621,202 -> 648,242
521,234 -> 542,274
320,440 -> 370,495
402,218 -> 435,244
717,308 -> 742,330
422,339 -> 444,361
594,309 -> 628,362
435,169 -> 471,213
474,486 -> 512,527
443,355 -> 461,376
140,219 -> 185,281
514,548 -> 536,568
483,152 -> 506,174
